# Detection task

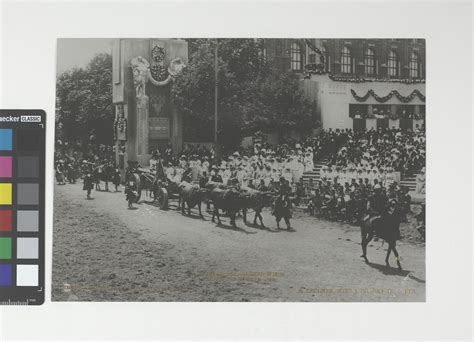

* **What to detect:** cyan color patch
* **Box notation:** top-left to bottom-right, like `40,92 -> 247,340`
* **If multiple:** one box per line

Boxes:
0,129 -> 13,151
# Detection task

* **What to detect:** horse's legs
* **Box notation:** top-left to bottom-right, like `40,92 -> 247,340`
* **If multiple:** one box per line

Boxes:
361,231 -> 374,262
391,243 -> 403,270
284,216 -> 291,229
105,181 -> 109,191
385,243 -> 392,267
360,230 -> 368,259
181,199 -> 186,214
242,208 -> 248,224
187,202 -> 191,216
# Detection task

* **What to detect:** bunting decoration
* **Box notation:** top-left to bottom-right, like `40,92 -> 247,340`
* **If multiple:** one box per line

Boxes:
304,39 -> 326,65
331,74 -> 425,84
303,63 -> 426,84
351,89 -> 425,103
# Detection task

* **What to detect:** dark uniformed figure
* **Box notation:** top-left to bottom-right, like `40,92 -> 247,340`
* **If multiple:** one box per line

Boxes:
273,177 -> 292,230
113,168 -> 121,192
66,162 -> 77,184
383,199 -> 402,241
56,161 -> 66,185
83,172 -> 94,199
400,187 -> 412,222
210,167 -> 223,183
367,183 -> 388,218
199,171 -> 209,188
125,181 -> 138,208
279,177 -> 291,196
273,193 -> 292,230
182,167 -> 193,183
94,163 -> 103,190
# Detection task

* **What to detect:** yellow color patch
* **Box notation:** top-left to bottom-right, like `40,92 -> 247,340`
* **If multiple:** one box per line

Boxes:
0,184 -> 12,205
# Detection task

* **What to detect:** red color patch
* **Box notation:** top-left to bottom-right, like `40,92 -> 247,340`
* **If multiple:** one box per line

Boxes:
0,210 -> 12,231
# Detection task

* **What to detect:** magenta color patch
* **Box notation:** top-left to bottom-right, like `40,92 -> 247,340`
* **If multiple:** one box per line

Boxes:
0,156 -> 12,178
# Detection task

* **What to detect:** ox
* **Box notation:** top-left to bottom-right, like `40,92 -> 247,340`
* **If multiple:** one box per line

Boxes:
179,181 -> 209,218
209,187 -> 246,227
240,188 -> 275,228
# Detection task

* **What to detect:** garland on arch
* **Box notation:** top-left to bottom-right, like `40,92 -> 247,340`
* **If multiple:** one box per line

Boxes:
351,89 -> 426,103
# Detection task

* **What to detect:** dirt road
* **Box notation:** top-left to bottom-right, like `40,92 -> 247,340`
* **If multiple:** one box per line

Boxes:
52,183 -> 425,302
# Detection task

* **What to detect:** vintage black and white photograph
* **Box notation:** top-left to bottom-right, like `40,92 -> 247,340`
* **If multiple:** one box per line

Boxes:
52,38 -> 426,302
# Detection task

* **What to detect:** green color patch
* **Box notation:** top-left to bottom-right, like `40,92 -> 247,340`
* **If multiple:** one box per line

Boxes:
0,237 -> 12,259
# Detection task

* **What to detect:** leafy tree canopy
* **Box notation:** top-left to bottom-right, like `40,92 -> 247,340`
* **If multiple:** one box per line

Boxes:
56,53 -> 113,145
172,39 -> 316,152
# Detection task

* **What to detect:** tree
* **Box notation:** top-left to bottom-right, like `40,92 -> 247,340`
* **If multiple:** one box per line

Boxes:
171,39 -> 316,151
253,70 -> 315,135
56,53 -> 113,145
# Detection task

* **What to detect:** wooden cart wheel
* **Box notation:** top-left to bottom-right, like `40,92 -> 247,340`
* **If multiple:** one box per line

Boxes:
156,187 -> 169,210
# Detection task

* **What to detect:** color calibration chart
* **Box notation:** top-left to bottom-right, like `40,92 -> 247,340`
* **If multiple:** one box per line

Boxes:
0,110 -> 45,305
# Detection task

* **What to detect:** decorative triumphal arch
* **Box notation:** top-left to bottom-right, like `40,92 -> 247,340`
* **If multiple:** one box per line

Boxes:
112,39 -> 188,175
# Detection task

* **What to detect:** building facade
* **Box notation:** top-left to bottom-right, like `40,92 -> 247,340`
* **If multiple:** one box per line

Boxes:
261,39 -> 426,131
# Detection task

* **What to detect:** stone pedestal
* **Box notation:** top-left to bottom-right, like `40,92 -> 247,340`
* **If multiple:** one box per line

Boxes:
112,39 -> 188,171
136,96 -> 149,164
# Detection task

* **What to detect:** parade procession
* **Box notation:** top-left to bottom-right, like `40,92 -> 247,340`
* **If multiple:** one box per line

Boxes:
52,38 -> 426,302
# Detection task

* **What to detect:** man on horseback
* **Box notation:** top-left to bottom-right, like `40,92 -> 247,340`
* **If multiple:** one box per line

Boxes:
360,192 -> 403,270
367,183 -> 387,219
364,183 -> 388,241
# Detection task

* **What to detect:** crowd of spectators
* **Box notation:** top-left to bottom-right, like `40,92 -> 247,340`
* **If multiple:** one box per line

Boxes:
306,175 -> 412,224
54,124 -> 425,198
153,140 -> 317,191
150,125 -> 425,194
322,125 -> 425,181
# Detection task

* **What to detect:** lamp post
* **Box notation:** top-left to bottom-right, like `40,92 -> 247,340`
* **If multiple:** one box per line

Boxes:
214,39 -> 218,153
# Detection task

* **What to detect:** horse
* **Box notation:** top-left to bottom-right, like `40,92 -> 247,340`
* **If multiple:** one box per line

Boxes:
360,209 -> 403,270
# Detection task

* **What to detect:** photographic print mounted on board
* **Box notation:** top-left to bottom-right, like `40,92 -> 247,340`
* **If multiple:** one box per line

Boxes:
52,38 -> 426,302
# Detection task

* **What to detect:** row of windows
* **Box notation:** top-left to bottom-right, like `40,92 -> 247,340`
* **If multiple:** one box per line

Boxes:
290,43 -> 423,78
